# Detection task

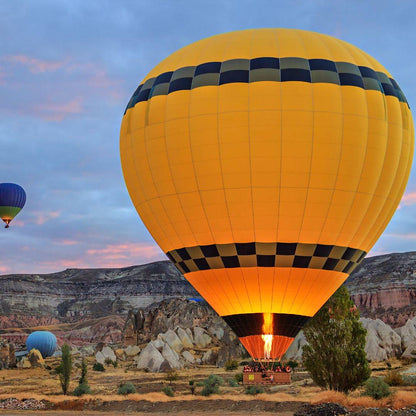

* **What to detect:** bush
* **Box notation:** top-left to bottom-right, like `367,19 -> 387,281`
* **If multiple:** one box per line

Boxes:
225,359 -> 239,371
287,360 -> 299,371
93,362 -> 105,372
234,373 -> 243,384
245,385 -> 264,395
363,378 -> 391,400
228,378 -> 238,387
118,382 -> 136,395
201,374 -> 224,396
73,382 -> 91,396
162,385 -> 175,397
402,375 -> 416,386
384,370 -> 403,386
166,369 -> 179,384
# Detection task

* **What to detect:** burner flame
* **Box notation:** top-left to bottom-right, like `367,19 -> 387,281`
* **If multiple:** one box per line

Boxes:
261,313 -> 274,359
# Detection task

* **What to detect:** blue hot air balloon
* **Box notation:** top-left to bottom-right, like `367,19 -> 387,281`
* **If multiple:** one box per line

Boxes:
26,331 -> 57,358
0,183 -> 26,228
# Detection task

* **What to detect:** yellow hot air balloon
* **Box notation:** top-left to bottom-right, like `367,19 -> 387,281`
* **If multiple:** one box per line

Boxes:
120,29 -> 414,361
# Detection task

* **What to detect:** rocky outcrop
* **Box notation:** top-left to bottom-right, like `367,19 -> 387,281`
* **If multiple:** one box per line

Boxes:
27,349 -> 45,368
361,318 -> 402,361
283,331 -> 307,362
346,252 -> 416,327
0,339 -> 16,369
395,316 -> 416,350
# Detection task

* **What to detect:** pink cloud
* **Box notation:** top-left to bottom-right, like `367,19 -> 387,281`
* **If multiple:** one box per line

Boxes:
0,264 -> 11,274
399,192 -> 416,208
32,211 -> 61,225
87,243 -> 161,262
385,233 -> 416,240
33,96 -> 83,121
5,55 -> 66,73
56,240 -> 79,246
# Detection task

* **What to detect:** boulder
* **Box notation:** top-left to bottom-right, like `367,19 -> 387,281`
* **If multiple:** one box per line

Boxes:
162,342 -> 183,369
101,346 -> 117,363
185,328 -> 194,342
125,345 -> 141,357
194,327 -> 212,348
402,340 -> 416,360
177,327 -> 193,348
201,349 -> 218,365
28,349 -> 45,368
17,357 -> 32,369
136,342 -> 166,372
182,350 -> 196,363
95,351 -> 105,364
152,338 -> 165,350
115,348 -> 126,361
361,318 -> 402,361
208,325 -> 224,340
395,317 -> 416,350
164,329 -> 184,353
283,331 -> 307,362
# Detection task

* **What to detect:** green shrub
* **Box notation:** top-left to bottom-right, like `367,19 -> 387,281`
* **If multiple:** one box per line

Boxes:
93,362 -> 105,372
363,378 -> 391,399
73,382 -> 91,396
228,378 -> 238,387
165,369 -> 179,384
402,375 -> 416,386
287,360 -> 299,371
162,385 -> 175,397
224,359 -> 239,371
118,382 -> 136,395
245,385 -> 264,395
384,370 -> 403,386
234,373 -> 243,384
200,374 -> 224,396
239,361 -> 250,366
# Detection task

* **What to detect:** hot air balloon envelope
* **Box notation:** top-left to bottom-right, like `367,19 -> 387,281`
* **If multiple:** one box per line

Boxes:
0,183 -> 26,228
120,29 -> 414,360
26,331 -> 57,358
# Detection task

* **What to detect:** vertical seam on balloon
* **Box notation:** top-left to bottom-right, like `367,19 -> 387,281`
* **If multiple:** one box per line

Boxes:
366,106 -> 411,249
248,29 -> 263,315
292,33 -> 344,315
125,114 -> 171,250
143,99 -> 185,250
339,46 -> 393,251
330,41 -> 371,249
285,30 -> 316,317
186,36 -> 217,246
216,33 -> 252,313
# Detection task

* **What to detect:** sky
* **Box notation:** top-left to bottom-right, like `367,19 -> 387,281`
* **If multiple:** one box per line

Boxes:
1,0 -> 415,275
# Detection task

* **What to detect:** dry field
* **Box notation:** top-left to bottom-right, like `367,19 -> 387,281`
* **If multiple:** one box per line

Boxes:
0,357 -> 415,414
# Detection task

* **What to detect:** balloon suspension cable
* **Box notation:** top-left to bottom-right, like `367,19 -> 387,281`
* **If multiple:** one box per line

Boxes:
4,220 -> 10,228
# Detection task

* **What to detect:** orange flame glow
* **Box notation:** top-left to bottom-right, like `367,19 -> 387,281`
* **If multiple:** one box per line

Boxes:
261,313 -> 274,359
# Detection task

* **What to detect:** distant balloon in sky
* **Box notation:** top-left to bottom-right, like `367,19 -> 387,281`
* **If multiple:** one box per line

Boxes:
26,331 -> 57,358
120,29 -> 414,361
0,183 -> 26,228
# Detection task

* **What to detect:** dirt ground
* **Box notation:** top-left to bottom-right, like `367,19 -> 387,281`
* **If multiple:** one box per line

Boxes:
0,357 -> 415,414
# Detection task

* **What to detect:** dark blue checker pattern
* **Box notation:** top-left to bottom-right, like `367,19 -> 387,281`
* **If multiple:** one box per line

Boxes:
125,57 -> 409,113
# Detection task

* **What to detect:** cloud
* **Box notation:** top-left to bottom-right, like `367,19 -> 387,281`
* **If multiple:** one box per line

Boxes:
56,240 -> 79,246
399,192 -> 416,208
4,55 -> 66,73
87,243 -> 161,262
32,211 -> 61,225
33,96 -> 83,122
385,233 -> 416,241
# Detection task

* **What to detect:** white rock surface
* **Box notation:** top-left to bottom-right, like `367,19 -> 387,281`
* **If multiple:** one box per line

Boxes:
361,318 -> 402,361
164,329 -> 184,353
395,317 -> 416,350
283,331 -> 307,362
125,345 -> 141,357
162,342 -> 183,369
402,340 -> 416,360
177,327 -> 193,348
95,351 -> 105,365
194,327 -> 212,348
136,342 -> 166,372
101,346 -> 117,362
182,350 -> 196,363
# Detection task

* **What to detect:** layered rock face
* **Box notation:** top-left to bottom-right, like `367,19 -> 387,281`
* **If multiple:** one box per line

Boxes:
346,252 -> 416,327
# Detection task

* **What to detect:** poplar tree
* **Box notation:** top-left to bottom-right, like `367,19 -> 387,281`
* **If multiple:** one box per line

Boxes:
56,343 -> 72,395
303,285 -> 370,393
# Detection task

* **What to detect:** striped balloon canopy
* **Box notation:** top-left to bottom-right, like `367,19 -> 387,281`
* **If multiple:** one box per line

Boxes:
120,29 -> 414,360
0,183 -> 26,228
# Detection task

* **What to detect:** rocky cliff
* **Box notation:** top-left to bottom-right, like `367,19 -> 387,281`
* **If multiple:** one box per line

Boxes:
346,252 -> 416,327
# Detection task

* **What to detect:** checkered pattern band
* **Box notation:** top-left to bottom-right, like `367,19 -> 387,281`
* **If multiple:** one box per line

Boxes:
125,56 -> 409,114
166,242 -> 366,275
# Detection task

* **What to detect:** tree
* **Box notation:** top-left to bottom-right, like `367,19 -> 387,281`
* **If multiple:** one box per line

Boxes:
79,358 -> 88,385
56,343 -> 72,395
303,285 -> 370,393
